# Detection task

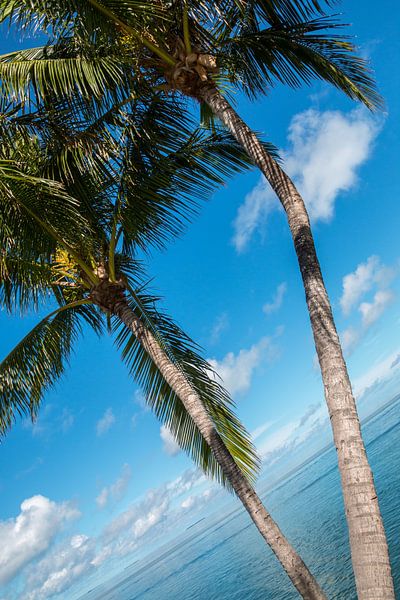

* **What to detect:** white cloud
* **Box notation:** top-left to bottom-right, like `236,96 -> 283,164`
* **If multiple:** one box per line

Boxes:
251,420 -> 274,441
353,350 -> 400,399
359,290 -> 394,328
181,489 -> 213,511
233,108 -> 379,251
232,178 -> 278,252
340,255 -> 383,315
258,421 -> 299,458
5,470 -> 215,600
160,425 -> 181,457
341,326 -> 361,355
263,282 -> 287,315
96,464 -> 132,509
257,403 -> 327,462
23,534 -> 97,600
101,469 -> 210,559
0,495 -> 80,585
339,256 -> 397,354
133,389 -> 150,413
208,337 -> 275,397
96,408 -> 115,436
285,108 -> 379,221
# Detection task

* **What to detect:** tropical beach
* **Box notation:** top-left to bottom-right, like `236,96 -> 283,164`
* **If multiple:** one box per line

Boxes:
0,1 -> 399,599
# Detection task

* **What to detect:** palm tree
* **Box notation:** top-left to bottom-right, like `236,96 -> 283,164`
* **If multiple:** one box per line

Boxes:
0,100 -> 327,599
0,3 -> 393,597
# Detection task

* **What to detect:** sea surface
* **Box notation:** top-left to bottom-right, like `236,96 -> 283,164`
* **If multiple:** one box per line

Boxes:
82,398 -> 400,599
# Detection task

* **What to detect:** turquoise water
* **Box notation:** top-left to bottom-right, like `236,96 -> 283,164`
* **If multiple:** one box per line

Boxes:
84,399 -> 400,599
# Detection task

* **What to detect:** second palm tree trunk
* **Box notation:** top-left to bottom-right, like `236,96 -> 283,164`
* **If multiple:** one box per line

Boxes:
197,86 -> 394,600
112,296 -> 326,600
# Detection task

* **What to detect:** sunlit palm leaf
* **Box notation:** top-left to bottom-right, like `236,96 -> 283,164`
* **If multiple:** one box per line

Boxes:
0,46 -> 125,104
113,291 -> 260,489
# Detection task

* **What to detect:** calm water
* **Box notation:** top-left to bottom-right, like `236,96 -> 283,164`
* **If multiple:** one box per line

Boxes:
84,399 -> 400,599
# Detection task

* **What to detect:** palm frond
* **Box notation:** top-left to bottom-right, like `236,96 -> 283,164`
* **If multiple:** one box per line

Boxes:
0,255 -> 53,313
0,152 -> 97,272
221,17 -> 382,108
113,289 -> 260,490
0,45 -> 126,105
0,300 -> 103,435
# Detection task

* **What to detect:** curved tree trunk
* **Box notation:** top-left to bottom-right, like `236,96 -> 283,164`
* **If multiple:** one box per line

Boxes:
110,295 -> 326,600
197,86 -> 394,600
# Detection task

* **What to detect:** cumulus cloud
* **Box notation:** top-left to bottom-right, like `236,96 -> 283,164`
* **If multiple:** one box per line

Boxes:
208,337 -> 276,397
96,464 -> 132,509
0,495 -> 80,585
340,255 -> 393,315
263,282 -> 287,315
160,425 -> 181,457
96,408 -> 115,436
285,108 -> 379,221
359,290 -> 395,328
23,534 -> 97,600
8,469 -> 214,600
102,469 -> 210,558
232,108 -> 379,251
181,489 -> 213,511
339,256 -> 396,354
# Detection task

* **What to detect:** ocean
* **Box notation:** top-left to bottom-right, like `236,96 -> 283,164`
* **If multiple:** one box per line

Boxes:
82,397 -> 400,599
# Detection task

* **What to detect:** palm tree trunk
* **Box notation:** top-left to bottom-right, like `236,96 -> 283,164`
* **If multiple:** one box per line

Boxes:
112,295 -> 326,600
197,86 -> 394,600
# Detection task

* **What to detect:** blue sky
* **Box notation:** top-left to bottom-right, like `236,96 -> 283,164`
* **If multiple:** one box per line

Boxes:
1,1 -> 400,598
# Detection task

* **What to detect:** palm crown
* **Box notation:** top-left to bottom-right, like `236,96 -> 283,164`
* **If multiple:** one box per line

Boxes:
0,94 -> 261,488
0,0 -> 381,121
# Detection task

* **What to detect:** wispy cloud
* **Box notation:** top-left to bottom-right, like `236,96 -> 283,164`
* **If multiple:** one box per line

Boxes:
251,420 -> 274,441
257,403 -> 327,462
22,405 -> 76,439
96,408 -> 115,437
208,336 -> 278,398
263,283 -> 287,315
15,458 -> 44,481
61,408 -> 74,433
210,312 -> 229,344
232,108 -> 380,251
96,464 -> 132,510
160,425 -> 181,457
353,349 -> 400,399
232,178 -> 278,252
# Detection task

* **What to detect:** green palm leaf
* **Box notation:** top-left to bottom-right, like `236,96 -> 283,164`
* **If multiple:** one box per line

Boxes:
0,299 -> 103,435
113,290 -> 260,489
0,255 -> 53,313
220,17 -> 382,107
0,46 -> 126,104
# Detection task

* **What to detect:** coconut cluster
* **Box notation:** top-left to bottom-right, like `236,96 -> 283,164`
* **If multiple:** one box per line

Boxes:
164,43 -> 219,96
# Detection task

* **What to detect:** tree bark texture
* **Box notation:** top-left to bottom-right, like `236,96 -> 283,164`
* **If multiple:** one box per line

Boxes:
197,86 -> 395,600
111,296 -> 327,600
